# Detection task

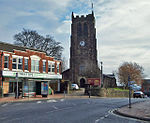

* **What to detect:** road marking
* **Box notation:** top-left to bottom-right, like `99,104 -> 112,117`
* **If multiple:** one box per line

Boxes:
37,101 -> 42,104
100,117 -> 104,120
47,100 -> 57,103
46,106 -> 72,113
60,99 -> 64,102
14,103 -> 21,106
104,114 -> 109,118
0,117 -> 7,120
72,103 -> 76,106
53,105 -> 58,109
95,119 -> 100,123
1,103 -> 8,107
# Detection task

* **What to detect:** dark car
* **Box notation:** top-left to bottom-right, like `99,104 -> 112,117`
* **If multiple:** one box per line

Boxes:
133,91 -> 144,98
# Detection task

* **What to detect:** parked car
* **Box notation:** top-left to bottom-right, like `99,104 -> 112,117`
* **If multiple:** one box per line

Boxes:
133,91 -> 144,98
71,84 -> 79,90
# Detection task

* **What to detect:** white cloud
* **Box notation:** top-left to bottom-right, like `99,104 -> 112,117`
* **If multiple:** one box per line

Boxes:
94,0 -> 150,77
56,20 -> 71,34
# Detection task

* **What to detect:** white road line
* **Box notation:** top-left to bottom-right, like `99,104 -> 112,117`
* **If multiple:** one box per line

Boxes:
53,105 -> 58,110
100,117 -> 104,120
37,101 -> 42,104
60,99 -> 64,102
105,114 -> 109,118
14,103 -> 21,106
109,109 -> 145,122
46,106 -> 72,113
95,119 -> 100,123
47,100 -> 57,103
1,104 -> 8,107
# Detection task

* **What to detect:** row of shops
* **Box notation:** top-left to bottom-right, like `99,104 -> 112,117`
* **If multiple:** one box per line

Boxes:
2,70 -> 62,97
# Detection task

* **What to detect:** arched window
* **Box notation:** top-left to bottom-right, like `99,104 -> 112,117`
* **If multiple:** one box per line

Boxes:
84,23 -> 88,36
77,23 -> 82,36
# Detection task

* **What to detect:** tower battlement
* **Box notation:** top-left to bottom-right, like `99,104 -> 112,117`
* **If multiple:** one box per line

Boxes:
72,12 -> 94,22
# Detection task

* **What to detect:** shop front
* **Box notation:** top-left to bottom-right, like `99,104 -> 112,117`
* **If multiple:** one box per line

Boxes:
2,71 -> 62,97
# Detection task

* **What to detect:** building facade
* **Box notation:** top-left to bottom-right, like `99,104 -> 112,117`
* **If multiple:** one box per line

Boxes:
142,79 -> 150,96
103,74 -> 117,88
63,12 -> 100,87
0,41 -> 62,97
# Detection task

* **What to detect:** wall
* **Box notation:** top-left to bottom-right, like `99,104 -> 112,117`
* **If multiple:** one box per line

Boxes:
91,87 -> 130,97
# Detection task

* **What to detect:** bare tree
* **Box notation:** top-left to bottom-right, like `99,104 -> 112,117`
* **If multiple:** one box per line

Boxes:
61,57 -> 68,72
118,62 -> 144,88
14,29 -> 63,60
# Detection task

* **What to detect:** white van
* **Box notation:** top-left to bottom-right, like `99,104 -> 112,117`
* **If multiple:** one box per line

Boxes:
71,84 -> 79,90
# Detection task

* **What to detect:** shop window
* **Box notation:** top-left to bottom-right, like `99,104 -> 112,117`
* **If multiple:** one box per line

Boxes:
9,82 -> 14,93
4,56 -> 9,69
43,61 -> 46,72
24,58 -> 28,71
31,60 -> 39,72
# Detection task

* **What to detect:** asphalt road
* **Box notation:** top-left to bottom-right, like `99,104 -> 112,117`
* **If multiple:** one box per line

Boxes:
0,98 -> 148,123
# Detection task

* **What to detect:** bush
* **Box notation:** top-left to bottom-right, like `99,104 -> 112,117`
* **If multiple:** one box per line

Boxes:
91,87 -> 130,97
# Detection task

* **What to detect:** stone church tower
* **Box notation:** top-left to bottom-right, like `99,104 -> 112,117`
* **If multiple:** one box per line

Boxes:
63,12 -> 100,87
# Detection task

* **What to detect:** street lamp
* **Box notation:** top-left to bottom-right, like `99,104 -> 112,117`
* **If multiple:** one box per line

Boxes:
100,62 -> 103,88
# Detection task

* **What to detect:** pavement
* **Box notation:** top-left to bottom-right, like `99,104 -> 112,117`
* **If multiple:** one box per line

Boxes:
0,94 -> 65,104
115,99 -> 150,121
0,94 -> 90,104
0,95 -> 150,121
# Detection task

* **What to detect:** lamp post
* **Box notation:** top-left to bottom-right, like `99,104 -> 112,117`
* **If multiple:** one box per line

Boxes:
100,62 -> 103,88
16,73 -> 18,98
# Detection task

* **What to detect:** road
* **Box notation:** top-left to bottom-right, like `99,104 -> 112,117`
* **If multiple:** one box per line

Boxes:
0,98 -> 148,123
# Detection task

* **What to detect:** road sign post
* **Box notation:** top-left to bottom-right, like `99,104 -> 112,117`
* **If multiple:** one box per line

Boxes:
128,76 -> 131,108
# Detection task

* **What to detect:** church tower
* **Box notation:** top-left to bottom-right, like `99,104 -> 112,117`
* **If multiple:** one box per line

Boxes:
69,12 -> 100,87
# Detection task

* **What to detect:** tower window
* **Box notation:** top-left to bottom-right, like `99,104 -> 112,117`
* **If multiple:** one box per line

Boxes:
84,23 -> 88,36
79,65 -> 85,74
77,23 -> 82,36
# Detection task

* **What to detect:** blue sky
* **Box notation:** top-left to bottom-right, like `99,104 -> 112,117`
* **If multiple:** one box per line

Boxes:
0,0 -> 150,78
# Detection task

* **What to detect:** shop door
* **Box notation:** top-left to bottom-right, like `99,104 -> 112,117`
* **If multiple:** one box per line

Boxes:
36,82 -> 41,95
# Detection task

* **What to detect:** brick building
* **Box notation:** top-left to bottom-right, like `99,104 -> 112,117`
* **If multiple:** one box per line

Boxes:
0,41 -> 62,97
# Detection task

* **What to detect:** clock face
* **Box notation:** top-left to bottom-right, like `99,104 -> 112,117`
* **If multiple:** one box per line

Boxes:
80,41 -> 85,47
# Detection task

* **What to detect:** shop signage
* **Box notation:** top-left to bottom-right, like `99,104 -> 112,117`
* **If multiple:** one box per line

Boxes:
87,78 -> 100,86
2,71 -> 62,79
